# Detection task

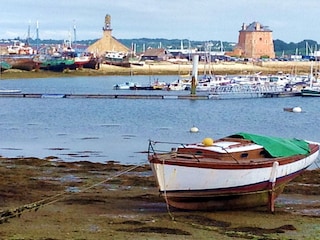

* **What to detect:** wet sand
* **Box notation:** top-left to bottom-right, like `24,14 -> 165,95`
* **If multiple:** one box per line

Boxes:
0,157 -> 319,239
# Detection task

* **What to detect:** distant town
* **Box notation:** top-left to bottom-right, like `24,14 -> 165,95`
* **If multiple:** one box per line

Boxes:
1,14 -> 319,62
0,37 -> 319,60
1,15 -> 320,74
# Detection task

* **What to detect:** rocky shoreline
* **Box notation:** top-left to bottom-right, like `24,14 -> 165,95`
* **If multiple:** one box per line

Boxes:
0,157 -> 319,239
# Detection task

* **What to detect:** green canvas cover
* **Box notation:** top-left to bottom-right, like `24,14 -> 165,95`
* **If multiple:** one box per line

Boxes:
229,132 -> 310,157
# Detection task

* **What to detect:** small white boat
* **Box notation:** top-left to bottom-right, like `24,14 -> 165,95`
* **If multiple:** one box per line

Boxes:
0,89 -> 21,93
148,132 -> 319,211
113,82 -> 141,90
168,78 -> 191,91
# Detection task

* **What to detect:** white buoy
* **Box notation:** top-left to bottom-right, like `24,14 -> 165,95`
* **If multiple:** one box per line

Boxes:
190,126 -> 199,133
292,107 -> 302,113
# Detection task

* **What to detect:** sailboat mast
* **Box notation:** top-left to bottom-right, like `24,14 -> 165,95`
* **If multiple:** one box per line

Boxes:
73,21 -> 77,49
310,61 -> 314,88
191,55 -> 199,95
36,20 -> 39,51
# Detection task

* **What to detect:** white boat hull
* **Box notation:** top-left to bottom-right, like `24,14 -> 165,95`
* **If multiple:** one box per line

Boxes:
151,151 -> 318,192
149,138 -> 319,210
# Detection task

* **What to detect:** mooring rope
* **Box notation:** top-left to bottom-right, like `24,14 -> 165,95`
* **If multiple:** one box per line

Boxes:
160,157 -> 175,221
0,163 -> 144,224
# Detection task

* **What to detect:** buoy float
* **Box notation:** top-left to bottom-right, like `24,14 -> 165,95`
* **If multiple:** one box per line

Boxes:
190,126 -> 199,133
202,137 -> 214,146
292,107 -> 302,113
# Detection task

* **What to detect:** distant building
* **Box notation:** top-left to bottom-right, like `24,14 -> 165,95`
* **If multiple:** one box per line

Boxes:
87,14 -> 130,56
231,22 -> 275,59
141,48 -> 172,61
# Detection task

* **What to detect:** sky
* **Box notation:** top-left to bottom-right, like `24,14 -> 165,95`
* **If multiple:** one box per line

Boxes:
0,0 -> 319,43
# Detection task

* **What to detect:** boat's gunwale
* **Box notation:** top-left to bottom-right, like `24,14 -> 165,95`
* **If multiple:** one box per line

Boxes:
149,143 -> 318,170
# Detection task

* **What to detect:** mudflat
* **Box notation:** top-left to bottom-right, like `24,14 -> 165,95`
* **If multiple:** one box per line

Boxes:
0,157 -> 319,240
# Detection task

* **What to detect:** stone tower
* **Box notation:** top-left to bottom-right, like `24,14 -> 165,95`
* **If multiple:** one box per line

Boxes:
236,22 -> 275,59
103,14 -> 112,31
87,14 -> 129,56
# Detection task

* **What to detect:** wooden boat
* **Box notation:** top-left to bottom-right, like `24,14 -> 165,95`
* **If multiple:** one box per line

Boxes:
148,132 -> 319,211
104,51 -> 131,67
34,54 -> 75,72
1,55 -> 36,71
40,58 -> 75,72
75,53 -> 100,70
0,61 -> 12,72
6,40 -> 33,55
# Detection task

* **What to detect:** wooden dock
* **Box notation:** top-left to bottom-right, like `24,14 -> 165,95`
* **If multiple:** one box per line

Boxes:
0,91 -> 299,100
0,93 -> 214,100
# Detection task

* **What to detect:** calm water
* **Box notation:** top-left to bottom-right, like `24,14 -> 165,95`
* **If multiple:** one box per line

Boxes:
1,75 -> 320,168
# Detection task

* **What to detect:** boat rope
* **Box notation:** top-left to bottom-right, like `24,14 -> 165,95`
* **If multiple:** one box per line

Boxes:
0,163 -> 144,224
161,158 -> 175,221
314,156 -> 320,169
218,146 -> 240,164
148,141 -> 176,220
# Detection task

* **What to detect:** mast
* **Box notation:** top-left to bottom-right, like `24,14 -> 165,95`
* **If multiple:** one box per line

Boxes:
191,55 -> 199,95
73,21 -> 77,49
309,61 -> 314,88
27,20 -> 31,45
36,20 -> 39,51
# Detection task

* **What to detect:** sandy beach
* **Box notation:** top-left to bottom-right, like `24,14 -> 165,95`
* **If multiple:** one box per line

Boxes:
0,157 -> 319,240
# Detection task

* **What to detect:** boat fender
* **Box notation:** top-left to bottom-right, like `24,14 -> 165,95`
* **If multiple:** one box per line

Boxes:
202,138 -> 214,146
292,107 -> 302,113
190,126 -> 199,133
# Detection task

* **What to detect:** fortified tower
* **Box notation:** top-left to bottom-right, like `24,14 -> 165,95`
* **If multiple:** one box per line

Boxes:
236,22 -> 275,59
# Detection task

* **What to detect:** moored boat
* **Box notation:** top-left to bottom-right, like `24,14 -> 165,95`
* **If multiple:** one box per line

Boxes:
34,54 -> 75,72
0,61 -> 12,72
148,132 -> 319,211
129,80 -> 168,90
113,81 -> 142,90
0,89 -> 21,93
168,78 -> 191,91
104,51 -> 131,67
1,54 -> 36,71
301,87 -> 320,97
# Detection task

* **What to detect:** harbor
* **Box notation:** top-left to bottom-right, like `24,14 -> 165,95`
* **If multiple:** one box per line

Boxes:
2,2 -> 320,239
0,74 -> 317,164
0,87 -> 300,100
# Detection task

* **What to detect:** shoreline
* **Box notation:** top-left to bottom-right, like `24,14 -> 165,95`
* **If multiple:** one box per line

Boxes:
0,156 -> 319,239
0,61 -> 316,80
